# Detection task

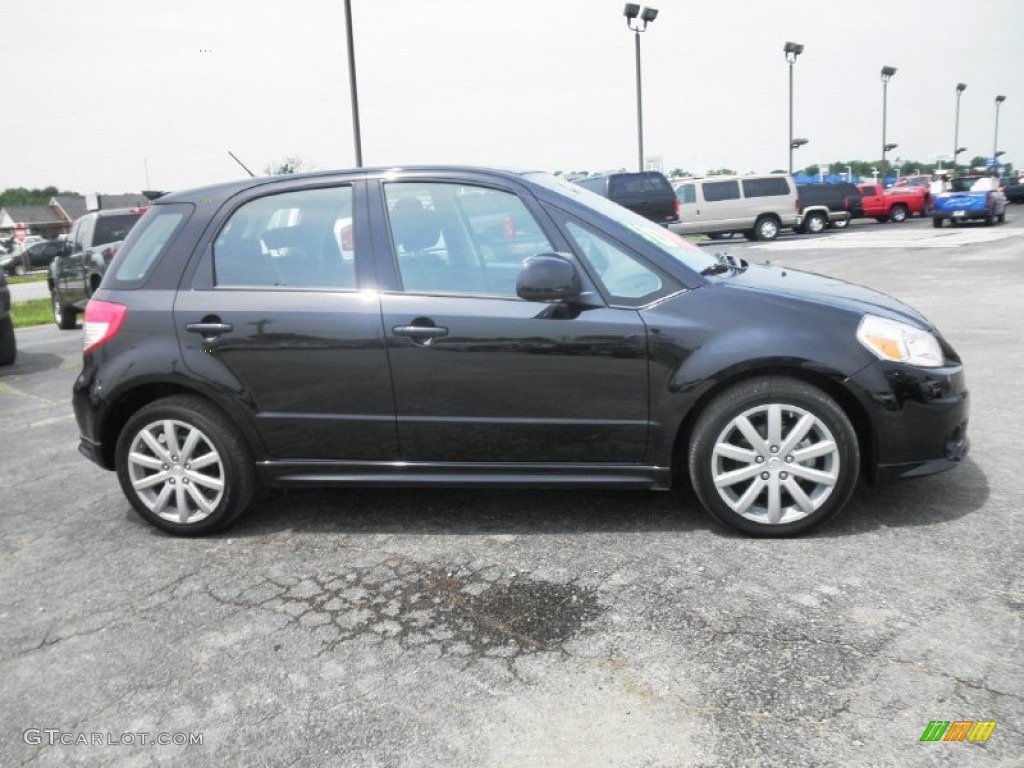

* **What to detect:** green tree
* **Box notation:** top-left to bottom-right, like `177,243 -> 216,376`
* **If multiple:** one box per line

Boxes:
802,164 -> 820,176
668,168 -> 691,178
263,156 -> 312,176
969,156 -> 989,170
707,168 -> 736,176
0,186 -> 77,207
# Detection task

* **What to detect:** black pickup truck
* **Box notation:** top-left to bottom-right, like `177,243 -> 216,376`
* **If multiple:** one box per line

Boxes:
573,172 -> 680,225
49,207 -> 146,329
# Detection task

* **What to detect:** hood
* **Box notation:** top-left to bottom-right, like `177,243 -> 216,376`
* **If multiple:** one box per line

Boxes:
714,263 -> 932,329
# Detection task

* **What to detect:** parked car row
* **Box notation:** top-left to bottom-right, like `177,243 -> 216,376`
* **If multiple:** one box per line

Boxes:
579,171 -> 1008,241
0,239 -> 63,276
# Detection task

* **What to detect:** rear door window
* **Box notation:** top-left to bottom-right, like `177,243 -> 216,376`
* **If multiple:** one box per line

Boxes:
213,187 -> 356,290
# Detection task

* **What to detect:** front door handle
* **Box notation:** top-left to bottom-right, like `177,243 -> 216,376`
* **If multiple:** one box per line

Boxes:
392,325 -> 448,339
186,321 -> 234,340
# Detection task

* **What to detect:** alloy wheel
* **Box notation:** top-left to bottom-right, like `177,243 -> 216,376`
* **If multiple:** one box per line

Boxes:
710,403 -> 840,525
126,419 -> 225,525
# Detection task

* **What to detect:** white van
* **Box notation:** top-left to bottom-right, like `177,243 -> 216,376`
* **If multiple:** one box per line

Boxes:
669,175 -> 801,241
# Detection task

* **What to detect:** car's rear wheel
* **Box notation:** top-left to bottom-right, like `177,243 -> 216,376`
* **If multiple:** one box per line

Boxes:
889,204 -> 908,223
753,215 -> 780,241
803,212 -> 827,234
53,296 -> 77,330
0,316 -> 16,366
688,376 -> 859,537
831,217 -> 850,230
13,263 -> 26,276
115,395 -> 256,536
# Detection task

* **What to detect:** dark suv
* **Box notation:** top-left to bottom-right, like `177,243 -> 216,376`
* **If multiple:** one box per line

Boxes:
73,167 -> 968,538
796,183 -> 863,230
574,172 -> 679,225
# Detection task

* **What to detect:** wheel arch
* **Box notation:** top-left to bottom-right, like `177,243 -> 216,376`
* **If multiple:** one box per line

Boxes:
670,364 -> 875,486
97,379 -> 267,470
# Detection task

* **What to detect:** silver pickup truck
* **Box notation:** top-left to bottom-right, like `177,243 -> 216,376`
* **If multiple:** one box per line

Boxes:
49,207 -> 146,329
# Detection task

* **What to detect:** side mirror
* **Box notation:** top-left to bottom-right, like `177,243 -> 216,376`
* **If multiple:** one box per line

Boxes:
516,253 -> 581,302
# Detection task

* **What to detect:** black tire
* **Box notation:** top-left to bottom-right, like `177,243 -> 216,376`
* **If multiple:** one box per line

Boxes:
707,233 -> 726,240
932,217 -> 943,228
115,395 -> 256,536
0,316 -> 16,366
688,376 -> 860,537
753,216 -> 780,241
889,204 -> 908,223
802,212 -> 827,234
742,230 -> 757,241
53,294 -> 77,330
874,217 -> 888,223
830,217 -> 850,230
13,263 -> 26,276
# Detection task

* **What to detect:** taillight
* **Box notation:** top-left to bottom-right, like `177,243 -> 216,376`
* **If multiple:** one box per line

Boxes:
83,300 -> 127,353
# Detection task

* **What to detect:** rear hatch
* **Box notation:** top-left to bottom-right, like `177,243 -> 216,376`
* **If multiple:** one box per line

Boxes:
608,173 -> 678,224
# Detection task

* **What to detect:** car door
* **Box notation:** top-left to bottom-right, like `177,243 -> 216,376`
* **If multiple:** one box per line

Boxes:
60,216 -> 92,306
859,185 -> 883,216
175,181 -> 398,461
372,177 -> 653,463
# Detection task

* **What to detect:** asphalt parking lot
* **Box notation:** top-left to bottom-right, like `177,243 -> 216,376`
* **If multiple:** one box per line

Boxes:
1,213 -> 1022,767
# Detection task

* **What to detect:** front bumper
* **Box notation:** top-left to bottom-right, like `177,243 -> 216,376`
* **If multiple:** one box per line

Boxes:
847,358 -> 969,481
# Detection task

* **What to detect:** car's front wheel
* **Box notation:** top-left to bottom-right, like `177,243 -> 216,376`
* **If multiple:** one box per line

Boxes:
688,376 -> 860,537
752,215 -> 780,241
889,204 -> 908,223
115,395 -> 256,536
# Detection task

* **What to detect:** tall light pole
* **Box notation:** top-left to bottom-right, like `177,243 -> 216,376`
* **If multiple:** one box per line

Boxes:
994,95 -> 1007,173
343,0 -> 363,167
784,42 -> 804,175
624,5 -> 658,172
953,83 -> 967,169
880,66 -> 897,166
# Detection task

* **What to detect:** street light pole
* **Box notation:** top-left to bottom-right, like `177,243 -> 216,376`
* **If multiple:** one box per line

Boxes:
343,0 -> 363,167
953,83 -> 966,170
624,5 -> 658,172
994,95 -> 1007,172
880,66 -> 897,165
784,42 -> 804,175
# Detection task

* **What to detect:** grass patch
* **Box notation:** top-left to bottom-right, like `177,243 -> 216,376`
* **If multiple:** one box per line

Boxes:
11,298 -> 53,329
7,273 -> 48,285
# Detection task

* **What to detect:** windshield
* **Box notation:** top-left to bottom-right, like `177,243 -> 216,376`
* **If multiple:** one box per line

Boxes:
526,172 -> 719,275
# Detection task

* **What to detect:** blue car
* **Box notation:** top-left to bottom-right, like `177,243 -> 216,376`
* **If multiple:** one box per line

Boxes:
932,176 -> 1007,227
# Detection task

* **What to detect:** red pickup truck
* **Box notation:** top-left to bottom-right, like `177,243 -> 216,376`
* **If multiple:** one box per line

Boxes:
857,183 -> 927,223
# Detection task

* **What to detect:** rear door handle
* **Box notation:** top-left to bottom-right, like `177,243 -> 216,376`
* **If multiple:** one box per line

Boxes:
186,322 -> 234,339
392,325 -> 448,339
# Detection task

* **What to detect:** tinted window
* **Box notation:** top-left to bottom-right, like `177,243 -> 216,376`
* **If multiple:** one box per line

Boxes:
112,204 -> 192,283
702,180 -> 740,202
675,184 -> 696,204
742,177 -> 790,198
385,182 -> 553,297
609,173 -> 671,196
94,213 -> 144,246
565,221 -> 674,307
213,187 -> 356,289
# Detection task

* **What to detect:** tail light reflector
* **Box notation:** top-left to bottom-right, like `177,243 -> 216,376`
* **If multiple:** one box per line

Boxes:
83,300 -> 127,353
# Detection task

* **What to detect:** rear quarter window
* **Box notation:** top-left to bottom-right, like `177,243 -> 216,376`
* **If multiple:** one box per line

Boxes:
702,180 -> 740,202
110,204 -> 193,285
93,213 -> 145,246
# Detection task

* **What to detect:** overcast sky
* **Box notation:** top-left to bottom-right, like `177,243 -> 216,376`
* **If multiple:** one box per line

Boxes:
3,0 -> 1022,193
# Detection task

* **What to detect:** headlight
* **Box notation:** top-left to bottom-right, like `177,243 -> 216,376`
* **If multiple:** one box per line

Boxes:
857,314 -> 944,367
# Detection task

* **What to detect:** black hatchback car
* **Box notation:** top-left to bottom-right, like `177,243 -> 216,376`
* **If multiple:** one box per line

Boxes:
73,167 -> 968,537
